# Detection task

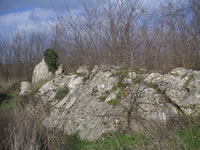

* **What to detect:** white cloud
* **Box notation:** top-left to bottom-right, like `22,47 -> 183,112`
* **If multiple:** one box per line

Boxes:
0,8 -> 56,34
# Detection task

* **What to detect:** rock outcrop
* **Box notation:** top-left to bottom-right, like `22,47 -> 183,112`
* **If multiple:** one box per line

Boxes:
32,59 -> 53,84
32,59 -> 63,84
26,66 -> 200,141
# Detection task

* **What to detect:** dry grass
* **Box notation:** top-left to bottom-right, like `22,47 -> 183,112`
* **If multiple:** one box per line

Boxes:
0,77 -> 19,93
0,107 -> 63,150
0,105 -> 199,150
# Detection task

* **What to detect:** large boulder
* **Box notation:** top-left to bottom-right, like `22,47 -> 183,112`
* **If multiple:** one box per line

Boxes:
32,59 -> 53,84
32,59 -> 63,84
28,66 -> 200,141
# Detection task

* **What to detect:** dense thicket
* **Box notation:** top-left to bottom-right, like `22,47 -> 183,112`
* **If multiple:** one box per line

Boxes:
0,0 -> 199,81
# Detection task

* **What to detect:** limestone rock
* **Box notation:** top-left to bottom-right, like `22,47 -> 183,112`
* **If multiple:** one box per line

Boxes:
32,59 -> 53,84
32,59 -> 64,84
28,66 -> 200,141
20,81 -> 31,96
76,65 -> 89,76
55,64 -> 64,77
105,89 -> 120,103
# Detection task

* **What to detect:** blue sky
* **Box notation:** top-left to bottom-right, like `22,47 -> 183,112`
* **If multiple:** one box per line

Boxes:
0,0 -> 84,33
0,0 -> 185,34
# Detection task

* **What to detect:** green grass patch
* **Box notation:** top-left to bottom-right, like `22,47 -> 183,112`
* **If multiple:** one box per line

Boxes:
118,88 -> 128,97
64,72 -> 68,75
75,72 -> 85,77
99,95 -> 108,102
55,87 -> 69,101
107,87 -> 128,106
0,90 -> 22,110
0,102 -> 13,110
177,122 -> 200,150
108,98 -> 121,106
61,132 -> 148,150
113,69 -> 129,79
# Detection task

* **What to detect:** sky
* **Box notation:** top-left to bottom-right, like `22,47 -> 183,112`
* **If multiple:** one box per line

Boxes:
0,0 -> 185,34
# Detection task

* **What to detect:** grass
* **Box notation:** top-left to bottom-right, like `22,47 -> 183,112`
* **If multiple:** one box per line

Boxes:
177,122 -> 200,150
108,98 -> 121,106
55,87 -> 69,101
99,95 -> 109,102
0,90 -> 22,110
103,69 -> 130,106
107,88 -> 128,106
75,72 -> 85,77
64,72 -> 68,75
61,132 -> 148,150
113,69 -> 129,80
31,79 -> 50,92
0,77 -> 54,109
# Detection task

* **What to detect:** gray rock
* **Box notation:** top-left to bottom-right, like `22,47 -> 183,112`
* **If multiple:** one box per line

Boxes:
76,65 -> 89,76
55,64 -> 64,77
32,59 -> 64,84
20,81 -> 31,96
28,66 -> 200,141
32,59 -> 53,84
105,89 -> 120,103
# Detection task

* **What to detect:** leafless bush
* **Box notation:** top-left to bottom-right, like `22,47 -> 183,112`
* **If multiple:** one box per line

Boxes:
0,107 -> 63,150
0,29 -> 50,81
51,0 -> 200,73
0,0 -> 200,84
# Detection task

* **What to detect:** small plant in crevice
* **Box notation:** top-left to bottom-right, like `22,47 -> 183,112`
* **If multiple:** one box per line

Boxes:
183,74 -> 194,92
108,98 -> 121,106
75,72 -> 85,77
43,48 -> 59,74
55,87 -> 70,101
64,72 -> 68,75
98,90 -> 110,102
113,69 -> 129,81
108,88 -> 128,106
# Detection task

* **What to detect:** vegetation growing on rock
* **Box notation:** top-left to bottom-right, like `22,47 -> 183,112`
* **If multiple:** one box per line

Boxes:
55,87 -> 70,101
43,49 -> 59,74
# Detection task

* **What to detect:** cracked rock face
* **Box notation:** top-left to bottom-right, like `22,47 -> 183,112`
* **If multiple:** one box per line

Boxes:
28,66 -> 200,141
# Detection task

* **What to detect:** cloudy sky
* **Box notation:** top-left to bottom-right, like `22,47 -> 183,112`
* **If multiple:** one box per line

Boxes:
0,0 -> 85,33
0,0 -> 184,34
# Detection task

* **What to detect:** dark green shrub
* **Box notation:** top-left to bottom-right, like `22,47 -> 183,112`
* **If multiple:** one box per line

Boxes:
43,49 -> 59,74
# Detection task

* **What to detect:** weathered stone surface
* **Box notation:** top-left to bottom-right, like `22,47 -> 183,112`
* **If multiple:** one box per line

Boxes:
76,65 -> 89,76
20,81 -> 31,96
55,64 -> 64,77
32,59 -> 53,84
28,66 -> 200,141
105,89 -> 120,103
32,59 -> 64,84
